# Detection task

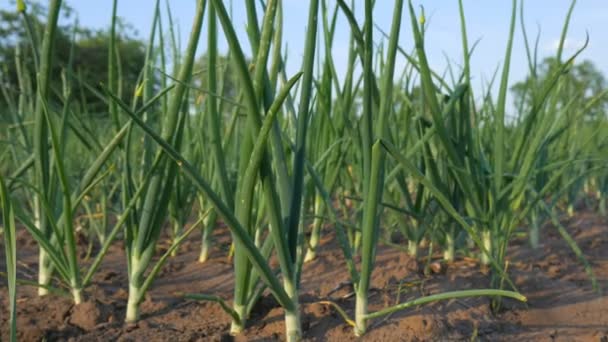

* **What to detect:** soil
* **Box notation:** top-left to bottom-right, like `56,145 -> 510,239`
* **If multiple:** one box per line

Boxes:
1,209 -> 608,341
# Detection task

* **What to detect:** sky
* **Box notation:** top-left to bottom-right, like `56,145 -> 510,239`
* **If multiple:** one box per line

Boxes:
7,1 -> 608,106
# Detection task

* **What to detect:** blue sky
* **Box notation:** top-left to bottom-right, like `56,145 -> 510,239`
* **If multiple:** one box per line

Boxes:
10,1 -> 608,103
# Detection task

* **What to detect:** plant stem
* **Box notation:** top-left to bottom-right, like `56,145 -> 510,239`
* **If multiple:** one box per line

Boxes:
530,210 -> 540,249
72,287 -> 83,305
126,283 -> 141,323
284,307 -> 301,342
304,194 -> 323,262
37,250 -> 52,296
199,209 -> 216,263
481,230 -> 492,266
444,234 -> 455,262
354,290 -> 368,336
230,304 -> 246,335
283,280 -> 301,342
408,240 -> 418,258
33,0 -> 63,296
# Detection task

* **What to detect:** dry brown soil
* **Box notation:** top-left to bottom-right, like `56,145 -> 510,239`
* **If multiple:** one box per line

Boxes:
1,210 -> 607,341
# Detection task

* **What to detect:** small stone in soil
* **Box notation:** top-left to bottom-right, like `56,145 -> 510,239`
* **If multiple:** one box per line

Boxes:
69,301 -> 105,331
124,322 -> 139,332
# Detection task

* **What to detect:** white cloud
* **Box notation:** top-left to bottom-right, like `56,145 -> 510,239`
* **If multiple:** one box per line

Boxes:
545,37 -> 589,53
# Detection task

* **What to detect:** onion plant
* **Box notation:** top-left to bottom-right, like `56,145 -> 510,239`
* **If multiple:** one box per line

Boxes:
213,0 -> 319,337
112,0 -> 317,338
32,0 -> 63,297
194,2 -> 237,263
303,1 -> 350,263
1,174 -> 17,341
325,0 -> 527,335
399,0 -> 600,301
111,0 -> 207,322
113,70 -> 307,338
6,0 -> 133,304
3,0 -> 607,340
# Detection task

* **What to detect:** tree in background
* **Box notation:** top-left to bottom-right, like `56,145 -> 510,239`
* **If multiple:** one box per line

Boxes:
511,57 -> 607,120
0,0 -> 146,116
